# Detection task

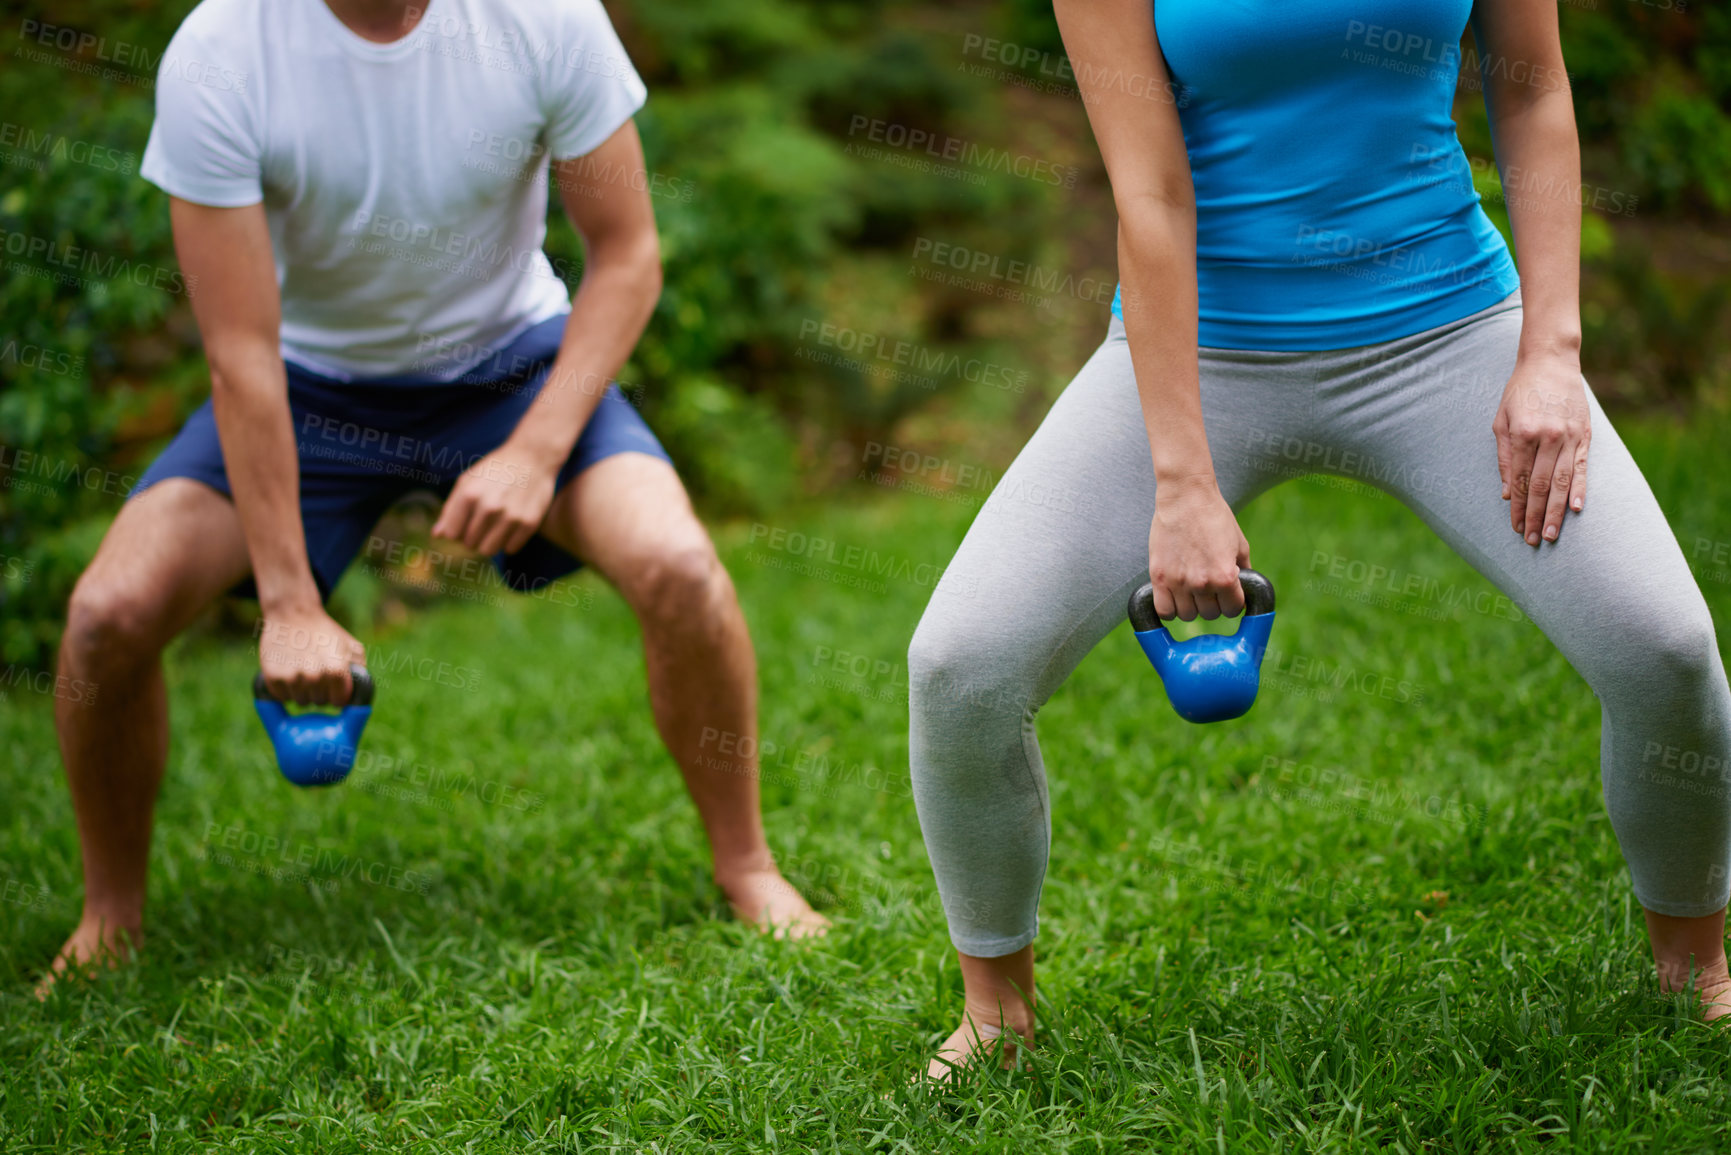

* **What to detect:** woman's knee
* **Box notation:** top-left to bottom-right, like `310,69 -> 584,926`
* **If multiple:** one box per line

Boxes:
908,611 -> 1031,727
1596,593 -> 1724,703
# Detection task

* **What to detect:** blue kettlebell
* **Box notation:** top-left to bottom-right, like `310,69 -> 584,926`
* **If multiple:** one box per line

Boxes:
1128,569 -> 1276,724
252,664 -> 374,787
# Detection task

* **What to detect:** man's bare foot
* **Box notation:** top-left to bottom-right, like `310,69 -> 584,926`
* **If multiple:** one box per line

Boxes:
720,869 -> 831,940
925,1008 -> 1035,1082
35,916 -> 141,1000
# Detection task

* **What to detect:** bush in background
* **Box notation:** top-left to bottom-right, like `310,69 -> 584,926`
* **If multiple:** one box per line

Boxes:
0,0 -> 1063,666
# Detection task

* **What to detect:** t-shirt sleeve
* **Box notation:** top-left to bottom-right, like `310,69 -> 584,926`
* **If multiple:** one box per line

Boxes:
539,0 -> 648,161
138,20 -> 263,207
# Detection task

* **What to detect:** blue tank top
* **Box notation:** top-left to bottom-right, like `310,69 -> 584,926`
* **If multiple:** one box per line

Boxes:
1110,0 -> 1520,350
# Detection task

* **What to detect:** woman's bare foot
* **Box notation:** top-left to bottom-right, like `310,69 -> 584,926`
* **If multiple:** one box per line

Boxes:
1655,959 -> 1731,1021
35,915 -> 141,1000
923,946 -> 1036,1082
1644,906 -> 1731,1021
1654,956 -> 1731,1020
927,1009 -> 1035,1082
720,868 -> 831,940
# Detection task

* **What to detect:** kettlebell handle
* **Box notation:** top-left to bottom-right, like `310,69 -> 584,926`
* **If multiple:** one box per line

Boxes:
1128,568 -> 1275,633
252,664 -> 374,707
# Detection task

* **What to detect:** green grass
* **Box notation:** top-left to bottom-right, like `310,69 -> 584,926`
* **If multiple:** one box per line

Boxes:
5,411 -> 1731,1153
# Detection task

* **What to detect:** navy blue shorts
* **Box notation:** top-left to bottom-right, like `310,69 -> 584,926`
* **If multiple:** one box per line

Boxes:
131,313 -> 671,599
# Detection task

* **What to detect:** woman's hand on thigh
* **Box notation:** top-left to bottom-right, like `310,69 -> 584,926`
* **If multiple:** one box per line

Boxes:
1493,358 -> 1591,546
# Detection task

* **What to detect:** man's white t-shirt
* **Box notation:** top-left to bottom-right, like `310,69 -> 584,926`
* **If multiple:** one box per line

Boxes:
140,0 -> 647,380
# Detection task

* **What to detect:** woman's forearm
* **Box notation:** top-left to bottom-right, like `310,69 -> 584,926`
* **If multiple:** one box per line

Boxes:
1118,208 -> 1214,488
1053,0 -> 1213,490
1486,81 -> 1583,365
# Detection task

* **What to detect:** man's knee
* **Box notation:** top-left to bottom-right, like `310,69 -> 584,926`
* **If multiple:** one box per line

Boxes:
626,535 -> 728,628
63,572 -> 172,670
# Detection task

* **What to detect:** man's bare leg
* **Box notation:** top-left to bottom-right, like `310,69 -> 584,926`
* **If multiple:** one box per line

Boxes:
42,480 -> 252,994
541,452 -> 827,937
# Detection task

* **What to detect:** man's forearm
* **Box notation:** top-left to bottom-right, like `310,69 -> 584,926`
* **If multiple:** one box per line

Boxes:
207,345 -> 320,612
509,249 -> 662,464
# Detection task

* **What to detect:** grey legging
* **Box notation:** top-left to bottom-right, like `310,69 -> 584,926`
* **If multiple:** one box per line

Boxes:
908,293 -> 1731,957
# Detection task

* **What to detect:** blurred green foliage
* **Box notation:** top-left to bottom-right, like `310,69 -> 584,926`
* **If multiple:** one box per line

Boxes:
1000,0 -> 1731,217
1005,0 -> 1731,410
0,0 -> 1056,665
2,0 -> 1728,667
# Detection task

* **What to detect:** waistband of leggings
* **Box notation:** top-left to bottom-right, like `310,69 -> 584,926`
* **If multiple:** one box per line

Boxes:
1105,289 -> 1523,361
